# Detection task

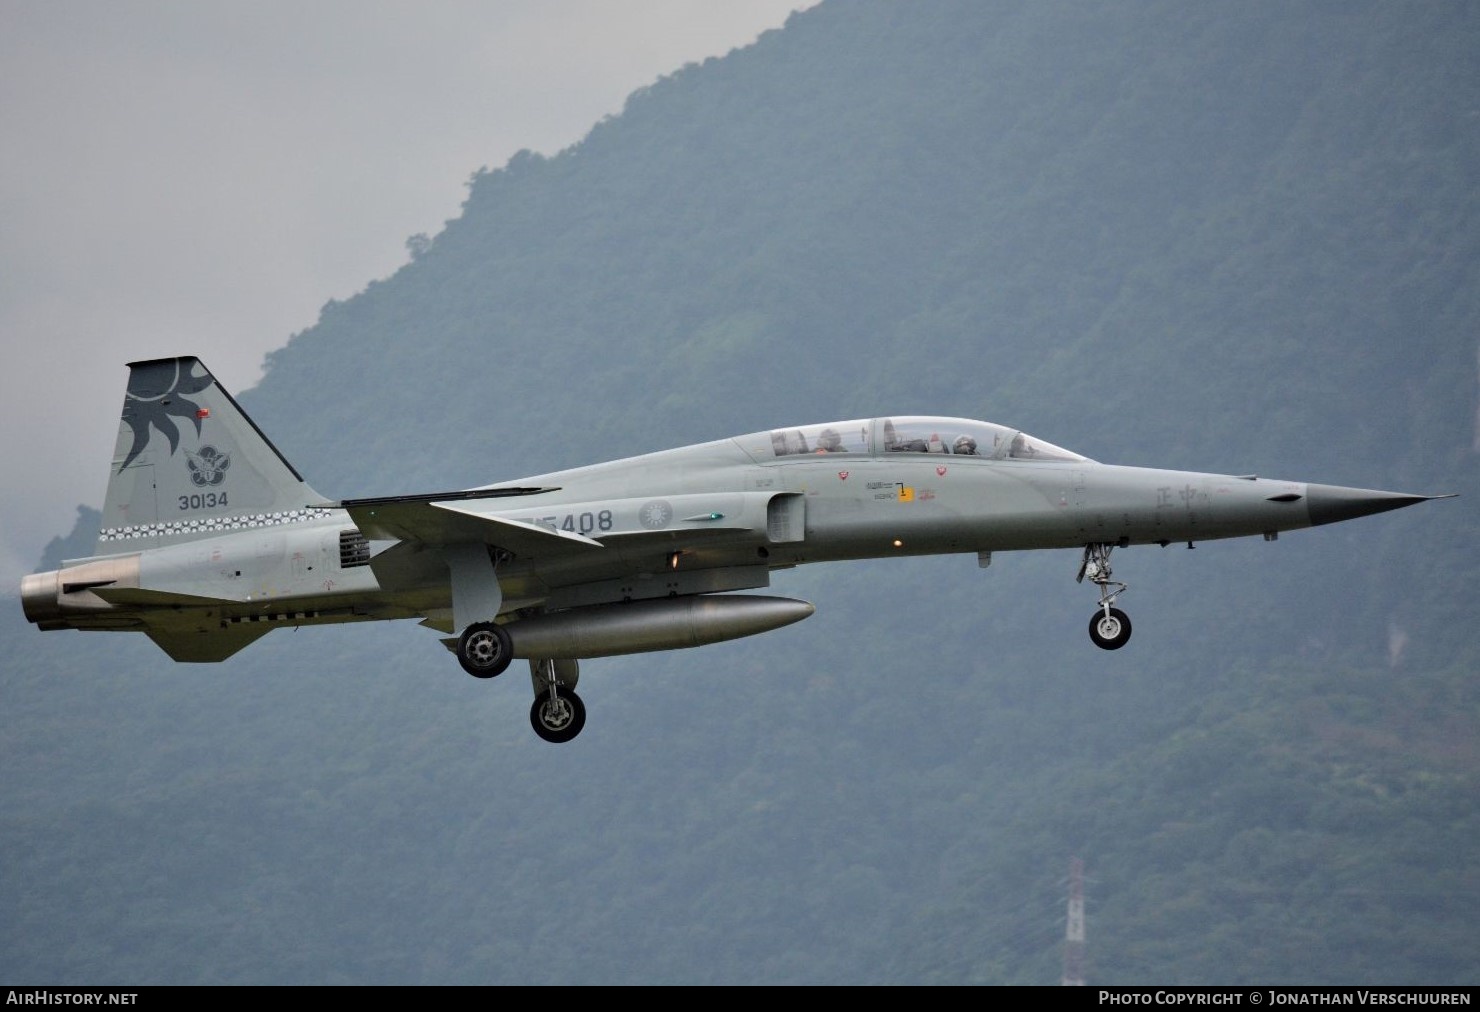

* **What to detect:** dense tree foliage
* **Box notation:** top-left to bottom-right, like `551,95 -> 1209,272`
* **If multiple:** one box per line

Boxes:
4,0 -> 1476,984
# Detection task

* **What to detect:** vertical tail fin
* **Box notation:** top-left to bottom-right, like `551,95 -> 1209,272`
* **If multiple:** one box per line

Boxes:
98,357 -> 326,549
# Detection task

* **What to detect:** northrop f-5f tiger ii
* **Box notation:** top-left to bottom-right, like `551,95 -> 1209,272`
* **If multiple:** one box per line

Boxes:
23,357 -> 1454,742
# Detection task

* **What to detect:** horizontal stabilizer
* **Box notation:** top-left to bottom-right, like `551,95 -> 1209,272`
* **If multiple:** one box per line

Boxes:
146,626 -> 270,662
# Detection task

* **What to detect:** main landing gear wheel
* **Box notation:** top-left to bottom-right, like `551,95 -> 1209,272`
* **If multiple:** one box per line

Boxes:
457,621 -> 513,678
1088,607 -> 1132,650
531,688 -> 586,743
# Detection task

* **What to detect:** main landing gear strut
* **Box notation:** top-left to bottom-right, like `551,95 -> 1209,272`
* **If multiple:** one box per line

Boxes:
1078,543 -> 1131,650
456,628 -> 587,743
445,544 -> 588,743
530,658 -> 585,744
456,619 -> 588,743
449,544 -> 516,678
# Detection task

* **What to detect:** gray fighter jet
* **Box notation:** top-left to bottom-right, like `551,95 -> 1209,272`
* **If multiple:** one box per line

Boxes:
22,357 -> 1453,742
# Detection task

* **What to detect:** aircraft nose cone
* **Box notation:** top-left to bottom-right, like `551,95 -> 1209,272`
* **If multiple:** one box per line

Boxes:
1304,484 -> 1434,527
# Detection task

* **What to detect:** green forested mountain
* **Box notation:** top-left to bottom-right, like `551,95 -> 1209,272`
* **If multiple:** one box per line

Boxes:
5,0 -> 1477,984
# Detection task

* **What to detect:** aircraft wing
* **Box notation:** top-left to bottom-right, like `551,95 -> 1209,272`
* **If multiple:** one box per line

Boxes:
339,492 -> 604,561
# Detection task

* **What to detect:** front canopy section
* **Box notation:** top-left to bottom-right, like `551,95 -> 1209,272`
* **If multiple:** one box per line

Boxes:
752,416 -> 1090,463
766,419 -> 873,457
882,417 -> 1088,462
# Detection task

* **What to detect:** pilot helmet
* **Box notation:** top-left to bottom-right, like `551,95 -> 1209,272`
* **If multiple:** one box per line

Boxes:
817,427 -> 842,451
953,435 -> 977,454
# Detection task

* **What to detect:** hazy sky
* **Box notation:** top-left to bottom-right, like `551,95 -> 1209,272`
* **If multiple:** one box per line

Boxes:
0,0 -> 814,587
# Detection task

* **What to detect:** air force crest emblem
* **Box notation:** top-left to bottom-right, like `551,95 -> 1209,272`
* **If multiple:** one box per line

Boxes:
186,445 -> 231,487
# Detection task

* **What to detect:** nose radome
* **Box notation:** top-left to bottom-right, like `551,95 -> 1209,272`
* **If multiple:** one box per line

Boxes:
1304,484 -> 1448,527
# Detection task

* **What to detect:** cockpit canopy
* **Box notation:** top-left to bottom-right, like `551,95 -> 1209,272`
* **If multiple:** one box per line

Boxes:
752,416 -> 1088,462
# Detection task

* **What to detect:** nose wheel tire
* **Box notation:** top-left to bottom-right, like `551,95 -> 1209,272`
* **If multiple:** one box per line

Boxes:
531,688 -> 586,743
458,621 -> 513,678
1089,607 -> 1132,650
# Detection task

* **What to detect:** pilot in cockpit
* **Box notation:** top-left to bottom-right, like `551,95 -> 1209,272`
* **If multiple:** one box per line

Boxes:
815,427 -> 845,452
953,435 -> 979,455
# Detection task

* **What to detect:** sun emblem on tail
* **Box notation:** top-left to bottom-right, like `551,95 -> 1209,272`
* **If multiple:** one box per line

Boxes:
118,359 -> 215,472
186,446 -> 231,486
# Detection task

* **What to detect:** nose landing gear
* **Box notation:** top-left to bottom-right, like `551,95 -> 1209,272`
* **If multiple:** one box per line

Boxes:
1078,543 -> 1131,650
